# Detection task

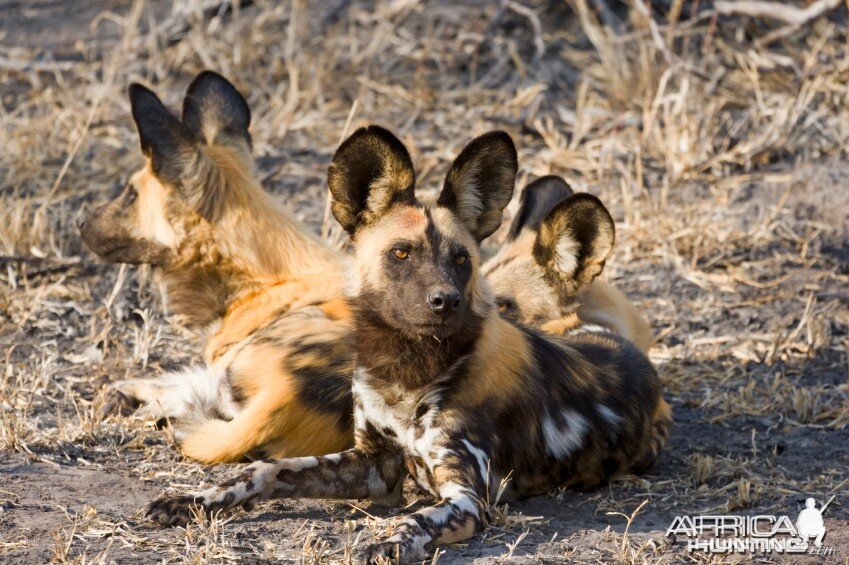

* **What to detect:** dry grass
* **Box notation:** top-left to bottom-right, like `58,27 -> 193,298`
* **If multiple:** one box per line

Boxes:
1,0 -> 848,562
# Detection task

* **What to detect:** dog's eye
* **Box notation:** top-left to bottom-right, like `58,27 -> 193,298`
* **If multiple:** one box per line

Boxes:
455,255 -> 467,265
125,186 -> 138,204
392,249 -> 409,260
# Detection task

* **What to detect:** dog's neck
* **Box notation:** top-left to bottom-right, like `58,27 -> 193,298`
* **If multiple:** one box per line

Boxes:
157,259 -> 261,328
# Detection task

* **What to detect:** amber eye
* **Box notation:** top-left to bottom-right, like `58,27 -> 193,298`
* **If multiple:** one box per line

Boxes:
455,255 -> 467,265
392,249 -> 409,260
496,297 -> 516,314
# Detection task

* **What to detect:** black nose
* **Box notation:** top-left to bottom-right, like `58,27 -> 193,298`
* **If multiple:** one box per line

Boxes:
427,287 -> 461,313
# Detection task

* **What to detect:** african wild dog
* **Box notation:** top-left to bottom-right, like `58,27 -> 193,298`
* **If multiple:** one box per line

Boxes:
81,72 -> 656,467
79,71 -> 355,463
484,175 -> 653,351
146,126 -> 672,563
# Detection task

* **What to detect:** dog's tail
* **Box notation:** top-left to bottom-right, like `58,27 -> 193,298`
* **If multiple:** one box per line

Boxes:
176,370 -> 353,463
630,396 -> 673,475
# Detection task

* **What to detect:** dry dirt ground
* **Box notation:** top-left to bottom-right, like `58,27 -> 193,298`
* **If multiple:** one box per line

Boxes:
2,1 -> 849,563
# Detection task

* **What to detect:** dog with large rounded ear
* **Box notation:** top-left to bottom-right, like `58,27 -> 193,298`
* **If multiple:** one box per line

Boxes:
129,71 -> 252,218
437,131 -> 518,242
327,125 -> 417,237
533,193 -> 615,296
129,83 -> 196,187
182,70 -> 251,151
507,175 -> 574,240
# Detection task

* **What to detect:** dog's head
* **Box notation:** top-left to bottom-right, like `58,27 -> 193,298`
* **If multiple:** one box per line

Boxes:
78,71 -> 252,267
329,126 -> 517,339
483,176 -> 615,325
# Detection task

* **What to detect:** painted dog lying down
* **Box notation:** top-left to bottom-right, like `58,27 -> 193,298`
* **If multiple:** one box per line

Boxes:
83,71 -> 651,466
148,126 -> 672,563
485,175 -> 653,352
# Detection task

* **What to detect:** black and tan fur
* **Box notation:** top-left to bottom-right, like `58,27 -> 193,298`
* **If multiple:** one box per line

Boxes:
83,73 -> 655,466
79,71 -> 354,462
484,176 -> 653,351
146,126 -> 672,563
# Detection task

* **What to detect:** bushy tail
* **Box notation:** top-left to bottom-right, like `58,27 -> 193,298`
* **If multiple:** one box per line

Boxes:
177,384 -> 353,464
112,365 -> 234,425
630,397 -> 673,475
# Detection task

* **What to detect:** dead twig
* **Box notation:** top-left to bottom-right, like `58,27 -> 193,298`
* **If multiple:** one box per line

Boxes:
714,0 -> 842,25
507,2 -> 545,60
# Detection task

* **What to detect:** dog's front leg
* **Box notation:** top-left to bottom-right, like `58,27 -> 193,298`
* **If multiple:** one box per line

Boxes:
147,448 -> 404,526
364,445 -> 490,563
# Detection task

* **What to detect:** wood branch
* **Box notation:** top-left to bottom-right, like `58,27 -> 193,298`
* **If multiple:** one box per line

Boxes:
714,0 -> 842,26
0,56 -> 76,73
507,2 -> 545,60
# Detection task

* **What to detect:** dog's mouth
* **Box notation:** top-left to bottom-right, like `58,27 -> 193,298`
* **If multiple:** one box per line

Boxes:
82,235 -> 170,266
87,240 -> 136,262
412,320 -> 460,339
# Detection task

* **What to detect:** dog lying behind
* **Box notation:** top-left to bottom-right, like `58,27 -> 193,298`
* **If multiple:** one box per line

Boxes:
79,71 -> 354,463
484,176 -> 653,351
83,72 -> 657,466
146,126 -> 672,563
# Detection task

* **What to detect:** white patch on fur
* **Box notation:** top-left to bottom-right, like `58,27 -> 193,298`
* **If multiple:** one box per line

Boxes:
596,404 -> 622,427
542,409 -> 588,459
566,323 -> 612,337
554,235 -> 579,275
439,482 -> 479,515
112,364 -> 235,430
352,371 -> 403,437
353,369 -> 447,463
461,439 -> 489,482
281,456 -> 320,471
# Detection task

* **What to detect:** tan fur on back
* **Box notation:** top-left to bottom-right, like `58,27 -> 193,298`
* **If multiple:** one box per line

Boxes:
576,281 -> 652,352
457,315 -> 529,408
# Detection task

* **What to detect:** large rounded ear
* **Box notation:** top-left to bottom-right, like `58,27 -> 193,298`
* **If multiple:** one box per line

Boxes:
129,83 -> 195,185
182,71 -> 251,149
437,131 -> 517,242
327,125 -> 416,237
533,193 -> 615,294
507,175 -> 574,240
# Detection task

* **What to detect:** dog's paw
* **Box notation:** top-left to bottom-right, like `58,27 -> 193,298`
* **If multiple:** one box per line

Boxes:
100,388 -> 140,416
362,539 -> 424,564
146,495 -> 206,527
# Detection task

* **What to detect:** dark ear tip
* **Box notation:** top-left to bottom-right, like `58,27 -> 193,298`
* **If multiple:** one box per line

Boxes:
451,130 -> 518,176
507,175 -> 575,240
187,70 -> 233,94
525,175 -> 573,195
566,192 -> 609,213
553,193 -> 616,236
182,70 -> 251,137
559,192 -> 610,214
128,83 -> 156,102
335,125 -> 412,166
345,124 -> 402,145
480,130 -> 517,155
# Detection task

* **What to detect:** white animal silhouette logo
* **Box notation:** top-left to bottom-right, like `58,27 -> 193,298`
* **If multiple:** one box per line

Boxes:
796,496 -> 833,547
